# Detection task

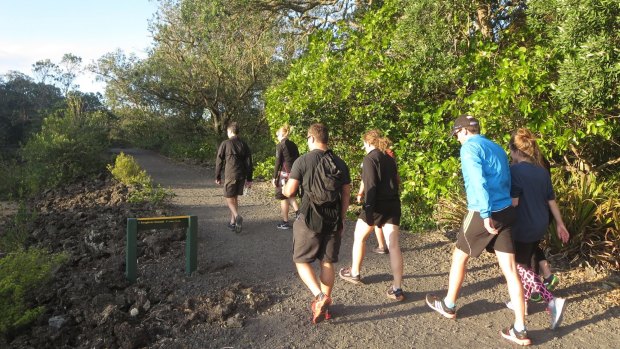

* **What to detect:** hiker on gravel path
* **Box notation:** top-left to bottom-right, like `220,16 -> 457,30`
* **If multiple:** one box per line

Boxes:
425,115 -> 531,346
282,123 -> 351,324
272,124 -> 300,230
506,127 -> 570,330
339,130 -> 405,301
215,122 -> 253,234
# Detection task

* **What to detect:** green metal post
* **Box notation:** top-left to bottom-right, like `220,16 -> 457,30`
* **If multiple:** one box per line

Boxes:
186,215 -> 197,275
126,218 -> 138,283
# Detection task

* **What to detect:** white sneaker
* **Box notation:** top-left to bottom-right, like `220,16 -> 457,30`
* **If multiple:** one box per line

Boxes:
505,300 -> 529,316
548,297 -> 566,329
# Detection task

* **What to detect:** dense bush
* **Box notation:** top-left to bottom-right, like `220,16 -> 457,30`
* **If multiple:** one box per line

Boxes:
20,98 -> 110,194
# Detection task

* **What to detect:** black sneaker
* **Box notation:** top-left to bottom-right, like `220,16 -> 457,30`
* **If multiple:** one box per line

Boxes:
234,215 -> 243,233
425,293 -> 456,319
386,286 -> 405,301
500,326 -> 532,346
277,221 -> 291,230
227,222 -> 236,230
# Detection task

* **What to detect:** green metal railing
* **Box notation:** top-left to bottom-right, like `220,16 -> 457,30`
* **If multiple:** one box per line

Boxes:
126,215 -> 197,283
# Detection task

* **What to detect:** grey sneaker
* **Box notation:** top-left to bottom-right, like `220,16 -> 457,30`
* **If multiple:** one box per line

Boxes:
425,294 -> 456,319
548,297 -> 566,329
277,221 -> 291,230
234,215 -> 243,233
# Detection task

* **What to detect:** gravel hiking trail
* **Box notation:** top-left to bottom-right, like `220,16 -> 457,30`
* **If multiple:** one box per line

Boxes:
129,148 -> 619,348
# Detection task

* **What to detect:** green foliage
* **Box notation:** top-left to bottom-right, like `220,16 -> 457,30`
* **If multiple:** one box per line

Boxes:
253,156 -> 275,181
0,248 -> 67,337
547,172 -> 620,270
107,152 -> 150,186
0,203 -> 35,253
107,152 -> 173,205
20,97 -> 110,194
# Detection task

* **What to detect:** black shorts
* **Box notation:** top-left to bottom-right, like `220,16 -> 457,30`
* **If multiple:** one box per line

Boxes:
514,240 -> 542,266
224,178 -> 245,198
455,206 -> 516,257
292,213 -> 341,263
359,200 -> 401,226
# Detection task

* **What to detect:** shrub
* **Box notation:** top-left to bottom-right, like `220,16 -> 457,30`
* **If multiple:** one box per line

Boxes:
548,172 -> 620,270
0,203 -> 35,253
106,152 -> 150,186
20,107 -> 110,193
107,152 -> 173,205
252,156 -> 275,181
0,248 -> 67,337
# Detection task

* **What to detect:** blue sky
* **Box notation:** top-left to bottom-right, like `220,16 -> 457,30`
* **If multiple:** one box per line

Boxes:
0,0 -> 158,92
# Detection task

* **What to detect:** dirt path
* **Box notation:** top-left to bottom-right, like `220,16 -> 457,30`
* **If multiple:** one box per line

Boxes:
126,148 -> 619,348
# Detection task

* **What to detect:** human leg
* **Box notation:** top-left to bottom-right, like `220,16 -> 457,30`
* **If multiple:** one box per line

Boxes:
280,199 -> 289,222
445,247 -> 470,305
374,226 -> 388,252
349,219 -> 374,276
496,251 -> 526,329
289,197 -> 299,215
225,197 -> 238,224
319,260 -> 335,297
382,224 -> 402,289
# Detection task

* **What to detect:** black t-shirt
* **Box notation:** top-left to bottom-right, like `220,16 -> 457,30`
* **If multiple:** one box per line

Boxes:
215,136 -> 253,181
510,162 -> 555,242
362,149 -> 400,216
289,149 -> 351,232
273,138 -> 300,179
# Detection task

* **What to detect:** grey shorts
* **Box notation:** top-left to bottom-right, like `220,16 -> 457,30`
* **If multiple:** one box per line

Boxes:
455,206 -> 516,257
292,214 -> 341,263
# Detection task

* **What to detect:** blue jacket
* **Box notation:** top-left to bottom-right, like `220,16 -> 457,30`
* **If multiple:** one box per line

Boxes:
460,135 -> 512,218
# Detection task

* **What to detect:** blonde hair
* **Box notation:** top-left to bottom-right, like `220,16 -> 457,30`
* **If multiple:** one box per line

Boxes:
509,128 -> 545,168
278,124 -> 291,138
363,129 -> 392,152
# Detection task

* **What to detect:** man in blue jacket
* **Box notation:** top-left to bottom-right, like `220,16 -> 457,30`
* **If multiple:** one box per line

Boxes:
425,115 -> 530,346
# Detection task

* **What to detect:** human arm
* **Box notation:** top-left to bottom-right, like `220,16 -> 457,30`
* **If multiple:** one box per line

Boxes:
272,143 -> 283,187
461,144 -> 492,220
215,141 -> 225,184
283,178 -> 299,197
340,183 -> 351,230
356,181 -> 364,204
549,199 -> 570,243
245,142 -> 254,184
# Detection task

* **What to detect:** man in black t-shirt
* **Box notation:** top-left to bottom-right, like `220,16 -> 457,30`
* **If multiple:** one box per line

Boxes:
215,122 -> 253,233
283,123 -> 351,324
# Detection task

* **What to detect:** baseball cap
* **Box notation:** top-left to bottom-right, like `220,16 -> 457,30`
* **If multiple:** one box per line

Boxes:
450,115 -> 479,136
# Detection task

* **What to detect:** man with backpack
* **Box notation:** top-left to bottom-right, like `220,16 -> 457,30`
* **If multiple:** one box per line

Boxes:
282,123 -> 351,324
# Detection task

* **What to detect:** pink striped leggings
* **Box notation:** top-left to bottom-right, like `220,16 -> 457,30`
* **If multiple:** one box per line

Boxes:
516,264 -> 553,303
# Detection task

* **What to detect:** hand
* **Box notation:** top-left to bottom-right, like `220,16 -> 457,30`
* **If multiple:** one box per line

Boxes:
271,178 -> 276,187
557,224 -> 570,244
484,217 -> 498,235
215,179 -> 221,185
356,194 -> 362,204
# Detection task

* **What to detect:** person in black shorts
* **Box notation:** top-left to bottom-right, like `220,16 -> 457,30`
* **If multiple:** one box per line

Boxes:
425,115 -> 530,346
339,130 -> 405,301
507,128 -> 570,329
272,124 -> 300,229
282,123 -> 351,324
215,122 -> 253,233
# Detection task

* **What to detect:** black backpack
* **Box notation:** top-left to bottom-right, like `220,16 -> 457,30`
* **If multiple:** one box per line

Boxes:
303,149 -> 344,233
306,150 -> 344,206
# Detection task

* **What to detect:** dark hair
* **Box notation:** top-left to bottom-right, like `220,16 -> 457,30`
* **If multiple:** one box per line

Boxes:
308,123 -> 328,143
227,122 -> 239,135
